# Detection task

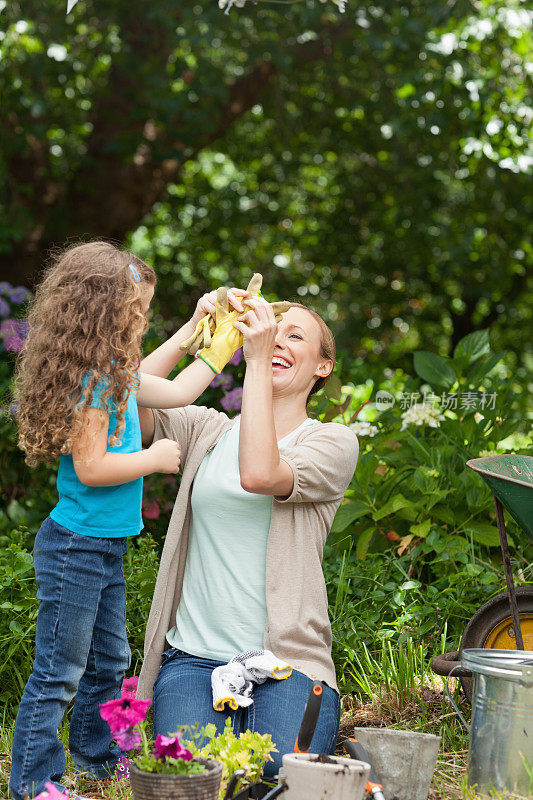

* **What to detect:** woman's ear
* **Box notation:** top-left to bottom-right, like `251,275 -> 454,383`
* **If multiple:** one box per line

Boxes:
315,360 -> 334,380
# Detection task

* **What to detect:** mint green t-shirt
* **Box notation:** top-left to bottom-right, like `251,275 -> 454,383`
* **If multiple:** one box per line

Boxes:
167,416 -> 313,661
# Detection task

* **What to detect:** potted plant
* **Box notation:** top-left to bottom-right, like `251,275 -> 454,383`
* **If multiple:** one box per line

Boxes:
185,717 -> 277,798
99,677 -> 222,800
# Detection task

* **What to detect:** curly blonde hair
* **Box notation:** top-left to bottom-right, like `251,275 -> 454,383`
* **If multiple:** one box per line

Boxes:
13,241 -> 156,467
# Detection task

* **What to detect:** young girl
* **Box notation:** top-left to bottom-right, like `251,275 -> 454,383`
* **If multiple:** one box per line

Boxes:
8,241 -> 246,800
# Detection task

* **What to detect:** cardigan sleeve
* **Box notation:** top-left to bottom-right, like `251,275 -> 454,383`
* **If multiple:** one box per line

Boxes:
276,422 -> 359,504
152,405 -> 228,467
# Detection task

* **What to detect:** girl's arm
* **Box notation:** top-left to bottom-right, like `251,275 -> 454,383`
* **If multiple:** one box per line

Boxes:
233,298 -> 294,497
137,360 -> 216,409
140,288 -> 247,378
73,407 -> 180,486
140,320 -> 197,378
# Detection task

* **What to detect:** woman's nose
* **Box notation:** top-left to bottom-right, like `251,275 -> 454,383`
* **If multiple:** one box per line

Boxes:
274,330 -> 284,348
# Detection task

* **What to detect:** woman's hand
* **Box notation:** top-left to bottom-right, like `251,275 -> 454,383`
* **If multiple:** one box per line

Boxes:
190,287 -> 248,327
233,296 -> 277,366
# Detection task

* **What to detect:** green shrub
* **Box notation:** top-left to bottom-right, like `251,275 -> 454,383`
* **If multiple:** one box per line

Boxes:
0,528 -> 39,705
324,543 -> 515,693
321,330 -> 530,558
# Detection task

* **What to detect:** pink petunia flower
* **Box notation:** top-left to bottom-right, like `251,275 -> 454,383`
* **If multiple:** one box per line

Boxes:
99,696 -> 151,734
114,728 -> 142,751
153,733 -> 193,762
121,676 -> 139,698
32,782 -> 69,799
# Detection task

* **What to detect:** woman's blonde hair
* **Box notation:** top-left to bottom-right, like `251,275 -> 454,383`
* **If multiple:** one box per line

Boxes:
13,241 -> 156,467
289,302 -> 336,398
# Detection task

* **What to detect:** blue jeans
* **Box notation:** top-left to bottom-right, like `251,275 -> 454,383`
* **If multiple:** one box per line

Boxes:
153,649 -> 341,778
9,516 -> 131,800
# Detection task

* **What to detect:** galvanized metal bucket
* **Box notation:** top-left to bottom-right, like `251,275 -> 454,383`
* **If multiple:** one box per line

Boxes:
461,648 -> 533,796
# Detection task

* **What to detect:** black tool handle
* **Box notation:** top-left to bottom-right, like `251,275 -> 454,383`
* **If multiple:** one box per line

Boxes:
225,769 -> 246,800
261,784 -> 288,800
294,681 -> 323,753
344,738 -> 386,800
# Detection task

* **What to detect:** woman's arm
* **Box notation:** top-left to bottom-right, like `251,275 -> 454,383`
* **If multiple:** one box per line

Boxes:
73,407 -> 180,486
140,289 -> 247,379
139,406 -> 155,447
233,298 -> 294,497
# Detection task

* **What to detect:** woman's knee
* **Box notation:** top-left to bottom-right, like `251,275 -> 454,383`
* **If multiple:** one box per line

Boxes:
251,674 -> 341,776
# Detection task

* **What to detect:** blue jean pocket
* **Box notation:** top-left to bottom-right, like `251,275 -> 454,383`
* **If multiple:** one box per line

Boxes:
161,647 -> 180,667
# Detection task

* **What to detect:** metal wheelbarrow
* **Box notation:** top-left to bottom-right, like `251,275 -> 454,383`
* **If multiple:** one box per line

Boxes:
431,454 -> 533,701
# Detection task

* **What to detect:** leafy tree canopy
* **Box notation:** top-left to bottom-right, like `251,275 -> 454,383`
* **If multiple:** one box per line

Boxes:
1,0 -> 531,378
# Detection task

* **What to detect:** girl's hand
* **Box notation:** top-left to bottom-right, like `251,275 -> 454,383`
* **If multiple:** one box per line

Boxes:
233,296 -> 277,365
190,287 -> 248,327
147,438 -> 181,474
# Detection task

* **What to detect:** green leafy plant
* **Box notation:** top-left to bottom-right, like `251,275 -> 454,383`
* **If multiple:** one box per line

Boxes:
326,330 -> 529,559
0,531 -> 162,714
133,746 -> 207,776
0,530 -> 39,703
185,717 -> 276,799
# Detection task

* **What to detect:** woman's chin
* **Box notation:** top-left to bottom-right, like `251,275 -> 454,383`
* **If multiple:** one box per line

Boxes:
272,370 -> 291,395
272,370 -> 308,401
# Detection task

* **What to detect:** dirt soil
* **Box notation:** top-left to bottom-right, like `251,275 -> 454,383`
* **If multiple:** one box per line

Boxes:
311,754 -> 338,764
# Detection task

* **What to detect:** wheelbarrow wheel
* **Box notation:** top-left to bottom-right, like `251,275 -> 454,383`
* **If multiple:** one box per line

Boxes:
459,587 -> 533,702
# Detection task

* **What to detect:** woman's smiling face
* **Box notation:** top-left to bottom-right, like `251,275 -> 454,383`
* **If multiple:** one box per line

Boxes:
271,306 -> 333,400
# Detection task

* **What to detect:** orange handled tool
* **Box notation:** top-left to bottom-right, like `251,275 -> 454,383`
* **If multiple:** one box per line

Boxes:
294,681 -> 323,753
344,738 -> 386,800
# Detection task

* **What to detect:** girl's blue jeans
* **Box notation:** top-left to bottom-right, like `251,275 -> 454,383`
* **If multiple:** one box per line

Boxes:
9,516 -> 131,800
153,648 -> 341,778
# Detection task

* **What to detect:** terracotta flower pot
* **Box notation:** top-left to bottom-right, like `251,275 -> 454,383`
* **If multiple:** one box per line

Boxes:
129,758 -> 223,800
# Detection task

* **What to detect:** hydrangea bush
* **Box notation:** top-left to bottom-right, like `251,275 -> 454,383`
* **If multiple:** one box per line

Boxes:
0,282 -> 31,354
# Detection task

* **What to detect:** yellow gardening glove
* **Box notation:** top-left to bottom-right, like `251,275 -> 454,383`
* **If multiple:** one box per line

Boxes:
197,274 -> 292,373
181,275 -> 262,356
198,286 -> 248,373
180,314 -> 215,355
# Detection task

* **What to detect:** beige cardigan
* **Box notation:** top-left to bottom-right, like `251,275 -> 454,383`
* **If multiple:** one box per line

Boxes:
137,405 -> 358,699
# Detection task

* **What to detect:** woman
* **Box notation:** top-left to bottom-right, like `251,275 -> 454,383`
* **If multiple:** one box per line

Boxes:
137,294 -> 358,774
